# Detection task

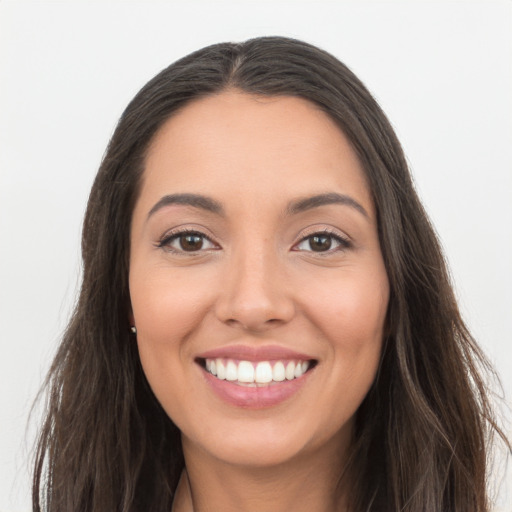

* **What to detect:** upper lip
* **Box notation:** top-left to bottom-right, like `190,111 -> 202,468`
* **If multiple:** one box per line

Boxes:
196,344 -> 316,362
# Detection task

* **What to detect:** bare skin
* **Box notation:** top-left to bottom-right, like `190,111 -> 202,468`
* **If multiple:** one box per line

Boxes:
172,455 -> 348,512
172,420 -> 350,512
129,90 -> 389,512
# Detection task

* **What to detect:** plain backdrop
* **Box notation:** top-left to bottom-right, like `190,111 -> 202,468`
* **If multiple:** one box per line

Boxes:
1,1 -> 511,511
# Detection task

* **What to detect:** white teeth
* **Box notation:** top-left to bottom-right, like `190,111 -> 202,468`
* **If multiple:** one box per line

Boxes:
238,361 -> 255,383
205,358 -> 312,384
226,360 -> 237,381
216,360 -> 226,380
285,361 -> 295,380
255,362 -> 273,383
272,361 -> 286,382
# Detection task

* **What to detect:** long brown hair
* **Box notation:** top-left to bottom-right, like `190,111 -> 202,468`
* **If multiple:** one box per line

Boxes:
33,36 -> 509,511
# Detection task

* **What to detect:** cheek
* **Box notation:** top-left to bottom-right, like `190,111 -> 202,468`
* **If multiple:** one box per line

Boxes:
128,268 -> 214,415
307,266 -> 389,349
305,266 -> 388,406
129,267 -> 212,346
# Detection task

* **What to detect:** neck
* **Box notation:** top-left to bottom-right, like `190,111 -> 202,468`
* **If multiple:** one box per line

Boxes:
173,437 -> 351,512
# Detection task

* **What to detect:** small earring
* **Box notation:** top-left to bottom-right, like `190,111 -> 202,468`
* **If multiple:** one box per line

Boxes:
130,326 -> 137,334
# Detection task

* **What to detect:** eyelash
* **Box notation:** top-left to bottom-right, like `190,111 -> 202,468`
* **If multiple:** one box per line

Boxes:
292,228 -> 352,254
157,229 -> 219,254
157,228 -> 352,255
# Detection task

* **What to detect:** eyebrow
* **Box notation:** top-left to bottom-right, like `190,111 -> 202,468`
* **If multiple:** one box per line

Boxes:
147,193 -> 224,219
286,192 -> 369,219
147,191 -> 369,220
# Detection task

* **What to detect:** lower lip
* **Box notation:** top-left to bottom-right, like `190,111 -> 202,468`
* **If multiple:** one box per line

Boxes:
201,367 -> 312,409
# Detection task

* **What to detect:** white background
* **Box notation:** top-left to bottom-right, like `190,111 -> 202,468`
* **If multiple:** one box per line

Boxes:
1,1 -> 511,511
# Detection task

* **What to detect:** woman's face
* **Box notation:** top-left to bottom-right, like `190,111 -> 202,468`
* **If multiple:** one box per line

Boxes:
129,91 -> 389,468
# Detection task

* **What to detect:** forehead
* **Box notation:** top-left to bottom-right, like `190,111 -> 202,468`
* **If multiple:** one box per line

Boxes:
139,90 -> 373,217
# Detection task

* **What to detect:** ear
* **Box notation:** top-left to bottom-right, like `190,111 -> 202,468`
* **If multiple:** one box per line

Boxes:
128,310 -> 137,335
127,303 -> 135,326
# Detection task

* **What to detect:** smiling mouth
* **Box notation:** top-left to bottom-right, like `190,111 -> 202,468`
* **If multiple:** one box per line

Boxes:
197,358 -> 317,387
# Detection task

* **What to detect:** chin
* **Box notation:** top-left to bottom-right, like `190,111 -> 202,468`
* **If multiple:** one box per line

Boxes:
182,415 -> 353,470
191,439 -> 306,469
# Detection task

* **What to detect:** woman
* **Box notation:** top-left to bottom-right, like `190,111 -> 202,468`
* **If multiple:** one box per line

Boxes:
33,36 -> 509,512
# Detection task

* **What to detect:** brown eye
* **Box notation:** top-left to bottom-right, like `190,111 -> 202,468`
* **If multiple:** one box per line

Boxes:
159,231 -> 217,253
180,234 -> 204,251
293,231 -> 350,253
308,235 -> 332,252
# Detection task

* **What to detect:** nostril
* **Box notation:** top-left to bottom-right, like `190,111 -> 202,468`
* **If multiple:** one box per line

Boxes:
214,276 -> 296,330
222,316 -> 292,333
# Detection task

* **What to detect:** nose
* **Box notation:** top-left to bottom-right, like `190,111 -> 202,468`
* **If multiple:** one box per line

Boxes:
214,245 -> 295,332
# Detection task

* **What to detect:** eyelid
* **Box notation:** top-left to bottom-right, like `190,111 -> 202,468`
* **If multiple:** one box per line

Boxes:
155,224 -> 351,254
156,226 -> 221,253
291,226 -> 352,253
